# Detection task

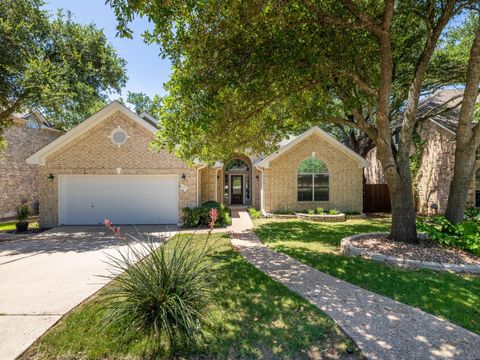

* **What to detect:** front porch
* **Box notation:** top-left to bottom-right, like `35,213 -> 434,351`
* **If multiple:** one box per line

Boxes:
199,155 -> 262,209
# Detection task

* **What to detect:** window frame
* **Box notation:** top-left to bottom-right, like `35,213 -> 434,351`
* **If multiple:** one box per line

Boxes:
297,158 -> 329,202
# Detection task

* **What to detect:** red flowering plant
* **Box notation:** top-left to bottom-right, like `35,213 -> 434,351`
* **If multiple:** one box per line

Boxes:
104,219 -> 126,241
208,207 -> 218,232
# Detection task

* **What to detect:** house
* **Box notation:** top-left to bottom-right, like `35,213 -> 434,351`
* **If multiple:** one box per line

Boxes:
366,89 -> 479,214
26,101 -> 369,226
0,111 -> 62,219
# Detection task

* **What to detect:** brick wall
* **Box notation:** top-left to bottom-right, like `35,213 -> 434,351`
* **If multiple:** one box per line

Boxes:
415,122 -> 456,214
0,124 -> 60,218
260,133 -> 364,213
38,111 -> 197,226
365,147 -> 385,184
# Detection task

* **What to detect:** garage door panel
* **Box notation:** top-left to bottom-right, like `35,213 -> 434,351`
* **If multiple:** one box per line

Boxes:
59,175 -> 178,225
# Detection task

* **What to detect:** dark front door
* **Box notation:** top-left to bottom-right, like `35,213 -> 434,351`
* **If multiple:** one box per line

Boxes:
231,175 -> 243,204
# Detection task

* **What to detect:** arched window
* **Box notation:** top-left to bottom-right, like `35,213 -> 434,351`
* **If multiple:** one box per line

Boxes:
298,158 -> 329,201
225,159 -> 249,171
26,119 -> 39,129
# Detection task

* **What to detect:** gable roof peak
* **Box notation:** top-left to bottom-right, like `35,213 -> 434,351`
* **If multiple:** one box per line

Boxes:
26,101 -> 157,165
256,126 -> 370,169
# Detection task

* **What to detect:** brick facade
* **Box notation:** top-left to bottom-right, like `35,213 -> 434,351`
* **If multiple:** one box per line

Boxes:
0,122 -> 60,219
38,111 -> 197,227
364,120 -> 480,214
260,133 -> 364,213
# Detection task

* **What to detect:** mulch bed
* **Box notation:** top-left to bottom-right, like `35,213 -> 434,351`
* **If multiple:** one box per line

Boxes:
350,235 -> 480,265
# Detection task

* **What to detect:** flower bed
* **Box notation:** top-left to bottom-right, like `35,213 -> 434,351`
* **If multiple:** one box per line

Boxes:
341,233 -> 480,274
266,213 -> 298,219
345,214 -> 366,220
296,212 -> 346,222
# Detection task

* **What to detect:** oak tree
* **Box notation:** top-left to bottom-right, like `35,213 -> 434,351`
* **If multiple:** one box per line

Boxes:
109,0 -> 475,242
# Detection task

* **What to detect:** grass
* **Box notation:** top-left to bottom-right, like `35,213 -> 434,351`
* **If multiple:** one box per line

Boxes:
254,218 -> 480,335
22,233 -> 359,359
0,219 -> 38,232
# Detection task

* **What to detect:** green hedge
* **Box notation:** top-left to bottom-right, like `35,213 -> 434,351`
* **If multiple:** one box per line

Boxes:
182,201 -> 231,228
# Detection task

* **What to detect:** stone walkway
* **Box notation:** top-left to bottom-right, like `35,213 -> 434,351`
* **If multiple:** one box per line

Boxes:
229,210 -> 480,360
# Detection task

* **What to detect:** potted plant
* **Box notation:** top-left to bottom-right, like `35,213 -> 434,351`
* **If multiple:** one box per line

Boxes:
16,204 -> 30,232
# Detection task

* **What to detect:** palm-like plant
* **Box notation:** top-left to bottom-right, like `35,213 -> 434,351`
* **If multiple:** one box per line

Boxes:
101,222 -> 216,352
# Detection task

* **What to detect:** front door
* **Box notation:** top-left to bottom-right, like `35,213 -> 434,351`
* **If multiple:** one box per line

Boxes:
231,175 -> 243,204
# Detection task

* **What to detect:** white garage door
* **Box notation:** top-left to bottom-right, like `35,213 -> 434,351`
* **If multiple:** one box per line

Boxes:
59,175 -> 179,225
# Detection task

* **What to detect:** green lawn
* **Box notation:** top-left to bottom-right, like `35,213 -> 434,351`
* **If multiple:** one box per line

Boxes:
254,218 -> 480,335
22,234 -> 359,360
0,220 -> 38,232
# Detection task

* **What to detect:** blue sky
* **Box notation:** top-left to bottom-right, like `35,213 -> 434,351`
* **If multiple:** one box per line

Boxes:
45,0 -> 171,100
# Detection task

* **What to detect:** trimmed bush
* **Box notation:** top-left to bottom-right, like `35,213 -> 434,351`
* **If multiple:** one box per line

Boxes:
182,201 -> 231,228
247,207 -> 261,219
328,209 -> 340,215
315,207 -> 324,215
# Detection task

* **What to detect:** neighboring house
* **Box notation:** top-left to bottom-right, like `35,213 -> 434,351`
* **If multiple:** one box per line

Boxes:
366,89 -> 479,214
27,101 -> 369,226
0,111 -> 62,219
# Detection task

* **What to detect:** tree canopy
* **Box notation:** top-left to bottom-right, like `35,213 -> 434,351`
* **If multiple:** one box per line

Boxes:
0,0 -> 127,142
109,0 -> 478,242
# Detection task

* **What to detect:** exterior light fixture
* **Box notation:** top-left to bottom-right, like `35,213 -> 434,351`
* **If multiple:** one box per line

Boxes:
48,174 -> 54,181
181,174 -> 186,180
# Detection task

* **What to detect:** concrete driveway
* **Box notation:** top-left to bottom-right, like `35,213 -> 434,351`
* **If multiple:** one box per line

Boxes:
0,225 -> 176,360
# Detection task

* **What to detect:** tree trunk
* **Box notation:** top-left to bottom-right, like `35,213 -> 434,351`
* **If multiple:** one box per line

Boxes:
386,170 -> 418,244
445,146 -> 476,223
444,25 -> 480,224
389,182 -> 418,242
377,141 -> 418,243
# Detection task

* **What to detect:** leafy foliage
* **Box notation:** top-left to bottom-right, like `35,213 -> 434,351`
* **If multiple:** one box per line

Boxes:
101,233 -> 215,351
416,216 -> 480,255
16,204 -> 30,222
107,0 -> 472,163
126,91 -> 162,116
0,0 -> 127,136
182,201 -> 231,228
247,207 -> 261,219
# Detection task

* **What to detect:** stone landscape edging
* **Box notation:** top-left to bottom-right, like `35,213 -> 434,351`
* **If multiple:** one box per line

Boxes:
341,232 -> 480,275
295,212 -> 346,222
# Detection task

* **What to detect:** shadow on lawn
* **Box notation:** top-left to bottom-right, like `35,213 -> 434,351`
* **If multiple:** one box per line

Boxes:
255,218 -> 391,247
275,244 -> 480,334
253,219 -> 480,335
184,248 -> 352,359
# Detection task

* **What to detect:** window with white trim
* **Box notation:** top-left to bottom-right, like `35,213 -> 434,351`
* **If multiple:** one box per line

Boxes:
297,158 -> 329,201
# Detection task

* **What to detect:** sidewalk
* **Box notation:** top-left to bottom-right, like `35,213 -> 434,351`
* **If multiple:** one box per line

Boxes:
229,210 -> 480,360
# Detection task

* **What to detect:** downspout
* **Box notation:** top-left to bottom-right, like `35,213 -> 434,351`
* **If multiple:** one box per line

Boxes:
215,168 -> 221,202
255,166 -> 266,216
196,165 -> 207,206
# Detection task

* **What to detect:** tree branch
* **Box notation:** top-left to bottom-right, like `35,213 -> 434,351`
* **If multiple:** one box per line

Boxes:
340,71 -> 377,96
301,0 -> 382,35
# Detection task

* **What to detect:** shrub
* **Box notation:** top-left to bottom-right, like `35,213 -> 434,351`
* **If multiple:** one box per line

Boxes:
315,207 -> 324,215
417,216 -> 480,255
101,225 -> 215,352
465,207 -> 480,221
247,207 -> 261,219
344,211 -> 361,215
328,209 -> 340,215
307,209 -> 315,215
182,201 -> 231,228
16,204 -> 30,223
